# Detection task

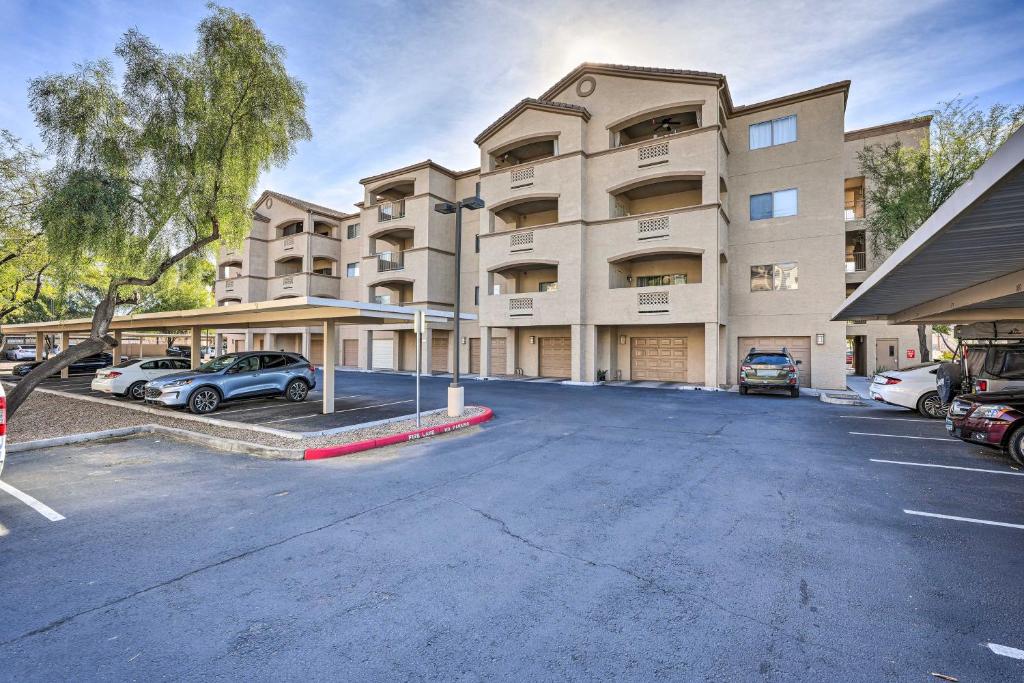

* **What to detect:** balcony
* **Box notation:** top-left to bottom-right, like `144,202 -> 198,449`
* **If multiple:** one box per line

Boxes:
214,276 -> 262,304
377,200 -> 406,222
593,283 -> 717,325
492,197 -> 558,233
480,154 -> 581,227
266,272 -> 340,299
610,174 -> 703,219
490,135 -> 557,171
217,244 -> 243,265
480,290 -> 569,327
267,231 -> 341,263
845,177 -> 865,222
377,251 -> 405,273
611,106 -> 701,149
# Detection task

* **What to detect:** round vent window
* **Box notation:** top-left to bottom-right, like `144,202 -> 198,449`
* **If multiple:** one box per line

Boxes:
266,196 -> 273,208
576,76 -> 596,97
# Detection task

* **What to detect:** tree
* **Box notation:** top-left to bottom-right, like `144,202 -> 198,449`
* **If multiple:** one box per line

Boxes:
0,130 -> 51,322
6,3 -> 310,417
857,97 -> 1024,360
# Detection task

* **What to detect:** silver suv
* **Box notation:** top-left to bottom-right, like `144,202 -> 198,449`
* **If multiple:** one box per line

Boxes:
144,352 -> 317,414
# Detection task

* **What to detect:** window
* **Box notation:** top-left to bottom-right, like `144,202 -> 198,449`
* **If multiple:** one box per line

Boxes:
347,223 -> 360,239
373,294 -> 391,305
230,356 -> 260,373
636,274 -> 687,288
261,354 -> 289,369
140,361 -> 157,370
539,281 -> 558,292
474,286 -> 479,305
172,359 -> 191,369
492,284 -> 501,295
749,114 -> 797,150
346,262 -> 359,278
749,189 -> 797,220
750,263 -> 798,291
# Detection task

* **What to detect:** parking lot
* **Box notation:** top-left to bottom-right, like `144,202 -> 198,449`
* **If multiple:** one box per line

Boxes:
3,368 -> 449,433
1,379 -> 1023,679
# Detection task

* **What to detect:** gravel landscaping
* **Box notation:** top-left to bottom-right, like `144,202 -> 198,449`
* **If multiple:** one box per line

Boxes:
5,387 -> 488,453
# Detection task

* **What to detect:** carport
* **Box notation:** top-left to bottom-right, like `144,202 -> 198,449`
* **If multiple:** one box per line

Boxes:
0,297 -> 471,415
833,126 -> 1024,326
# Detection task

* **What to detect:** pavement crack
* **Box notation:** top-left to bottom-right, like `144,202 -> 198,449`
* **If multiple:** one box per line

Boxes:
440,495 -> 841,656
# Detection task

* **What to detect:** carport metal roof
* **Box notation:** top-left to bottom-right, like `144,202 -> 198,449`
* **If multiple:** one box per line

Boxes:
832,126 -> 1024,325
0,297 -> 473,334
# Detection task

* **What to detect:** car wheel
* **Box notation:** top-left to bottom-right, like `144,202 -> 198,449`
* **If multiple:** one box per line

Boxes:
188,387 -> 221,414
917,391 -> 946,419
285,378 -> 309,402
127,381 -> 146,401
790,387 -> 800,398
1008,427 -> 1024,468
739,386 -> 748,395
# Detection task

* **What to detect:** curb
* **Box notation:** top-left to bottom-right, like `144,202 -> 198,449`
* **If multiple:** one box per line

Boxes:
819,392 -> 865,406
304,407 -> 495,460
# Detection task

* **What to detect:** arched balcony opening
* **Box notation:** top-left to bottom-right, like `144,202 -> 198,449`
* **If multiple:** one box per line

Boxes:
218,298 -> 242,307
274,256 -> 303,277
611,105 -> 701,147
492,197 -> 559,233
273,294 -> 300,300
219,261 -> 242,279
370,180 -> 414,222
490,134 -> 558,171
608,248 -> 703,289
610,175 -> 702,218
370,225 -> 413,268
489,261 -> 559,295
719,177 -> 729,212
311,257 -> 337,276
369,279 -> 413,306
277,220 -> 304,237
312,220 -> 335,237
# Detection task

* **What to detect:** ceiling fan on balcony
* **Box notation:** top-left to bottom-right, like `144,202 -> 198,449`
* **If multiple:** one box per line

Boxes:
653,116 -> 683,134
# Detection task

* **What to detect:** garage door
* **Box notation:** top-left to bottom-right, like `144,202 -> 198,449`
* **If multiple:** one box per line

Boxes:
490,337 -> 507,376
431,331 -> 449,373
539,337 -> 571,377
738,336 -> 811,387
372,338 -> 394,370
310,335 -> 324,366
631,337 -> 687,381
342,339 -> 358,367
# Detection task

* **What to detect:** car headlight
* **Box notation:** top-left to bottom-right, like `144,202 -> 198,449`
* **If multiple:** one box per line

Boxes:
164,378 -> 195,388
972,404 -> 1012,420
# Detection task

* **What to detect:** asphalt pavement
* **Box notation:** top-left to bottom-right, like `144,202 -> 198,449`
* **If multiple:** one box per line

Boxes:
1,380 -> 1022,680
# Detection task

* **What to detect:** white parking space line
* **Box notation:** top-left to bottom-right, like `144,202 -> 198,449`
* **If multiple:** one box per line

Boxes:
871,459 -> 1024,476
849,432 -> 957,442
263,399 -> 414,423
0,480 -> 65,521
904,509 -> 1024,530
987,643 -> 1024,659
841,415 -> 931,422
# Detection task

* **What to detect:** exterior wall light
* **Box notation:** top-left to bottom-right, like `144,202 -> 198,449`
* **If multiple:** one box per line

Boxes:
816,333 -> 825,345
619,335 -> 627,345
529,336 -> 536,344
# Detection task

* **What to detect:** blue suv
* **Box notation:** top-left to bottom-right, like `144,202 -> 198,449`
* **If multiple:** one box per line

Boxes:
144,351 -> 317,414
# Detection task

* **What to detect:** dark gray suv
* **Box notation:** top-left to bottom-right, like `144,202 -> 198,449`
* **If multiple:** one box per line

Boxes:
144,351 -> 317,414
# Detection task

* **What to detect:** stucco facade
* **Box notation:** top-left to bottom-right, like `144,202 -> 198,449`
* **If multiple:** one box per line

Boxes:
214,63 -> 930,389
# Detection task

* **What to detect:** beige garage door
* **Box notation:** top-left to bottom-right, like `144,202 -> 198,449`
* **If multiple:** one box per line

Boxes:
310,335 -> 324,366
539,337 -> 571,377
490,337 -> 507,376
631,337 -> 687,381
342,339 -> 358,367
431,331 -> 449,373
738,336 -> 811,387
469,338 -> 481,374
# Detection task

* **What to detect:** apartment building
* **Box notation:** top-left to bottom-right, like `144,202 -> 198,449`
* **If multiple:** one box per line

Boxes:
214,63 -> 928,390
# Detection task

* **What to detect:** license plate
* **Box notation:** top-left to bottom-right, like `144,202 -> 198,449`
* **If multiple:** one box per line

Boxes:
945,417 -> 953,430
756,369 -> 778,377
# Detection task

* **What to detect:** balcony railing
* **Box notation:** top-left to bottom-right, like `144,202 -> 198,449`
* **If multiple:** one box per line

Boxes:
508,297 -> 533,316
638,141 -> 670,166
509,230 -> 534,252
377,200 -> 406,222
845,253 -> 867,272
638,290 -> 670,313
510,166 -> 534,187
377,251 -> 405,273
637,215 -> 670,240
844,202 -> 865,221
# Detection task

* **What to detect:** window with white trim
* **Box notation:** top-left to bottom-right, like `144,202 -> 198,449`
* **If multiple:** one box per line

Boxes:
347,223 -> 360,239
750,189 -> 798,220
346,262 -> 359,277
749,115 -> 797,150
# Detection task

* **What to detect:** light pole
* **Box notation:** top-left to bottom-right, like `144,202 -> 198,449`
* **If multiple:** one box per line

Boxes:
434,194 -> 485,417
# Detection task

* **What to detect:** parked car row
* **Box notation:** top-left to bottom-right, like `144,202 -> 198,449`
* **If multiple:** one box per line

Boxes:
5,344 -> 60,361
11,353 -> 113,377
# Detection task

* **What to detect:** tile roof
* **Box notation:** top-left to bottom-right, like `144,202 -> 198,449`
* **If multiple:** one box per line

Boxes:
474,98 -> 591,145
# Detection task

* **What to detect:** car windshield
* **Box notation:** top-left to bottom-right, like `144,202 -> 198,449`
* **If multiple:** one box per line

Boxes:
746,353 -> 790,365
195,354 -> 242,373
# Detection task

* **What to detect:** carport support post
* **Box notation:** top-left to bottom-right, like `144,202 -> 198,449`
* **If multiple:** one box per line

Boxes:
322,320 -> 336,415
214,332 -> 223,357
112,330 -> 122,365
59,331 -> 70,378
190,326 -> 202,370
34,332 -> 44,360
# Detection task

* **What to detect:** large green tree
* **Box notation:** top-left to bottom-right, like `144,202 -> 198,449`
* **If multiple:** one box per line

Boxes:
7,4 -> 310,416
857,97 -> 1024,360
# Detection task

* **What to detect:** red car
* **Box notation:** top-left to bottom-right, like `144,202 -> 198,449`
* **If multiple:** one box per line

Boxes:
947,390 -> 1024,465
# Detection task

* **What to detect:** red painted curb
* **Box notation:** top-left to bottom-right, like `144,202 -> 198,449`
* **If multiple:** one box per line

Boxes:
303,407 -> 495,460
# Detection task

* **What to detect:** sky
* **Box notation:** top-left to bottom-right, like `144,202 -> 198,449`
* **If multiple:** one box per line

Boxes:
1,0 -> 1022,212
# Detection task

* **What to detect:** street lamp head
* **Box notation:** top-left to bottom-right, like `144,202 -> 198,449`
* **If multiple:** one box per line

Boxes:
461,196 -> 485,211
433,201 -> 456,215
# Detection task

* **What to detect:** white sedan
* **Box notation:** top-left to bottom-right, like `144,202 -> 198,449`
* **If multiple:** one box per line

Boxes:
869,363 -> 945,418
91,357 -> 193,400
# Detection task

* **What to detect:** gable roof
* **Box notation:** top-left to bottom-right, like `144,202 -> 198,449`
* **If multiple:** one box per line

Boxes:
474,98 -> 591,146
539,63 -> 725,102
252,211 -> 270,223
844,115 -> 932,142
359,159 -> 479,186
252,190 -> 355,221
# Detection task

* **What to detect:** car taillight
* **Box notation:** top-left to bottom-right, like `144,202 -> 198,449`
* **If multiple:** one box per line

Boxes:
308,365 -> 315,372
878,377 -> 901,385
976,380 -> 988,392
0,395 -> 7,436
786,365 -> 797,373
107,371 -> 122,378
740,365 -> 752,372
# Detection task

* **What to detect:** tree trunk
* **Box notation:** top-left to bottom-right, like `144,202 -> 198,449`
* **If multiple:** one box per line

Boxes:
6,292 -> 118,419
917,324 -> 931,363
